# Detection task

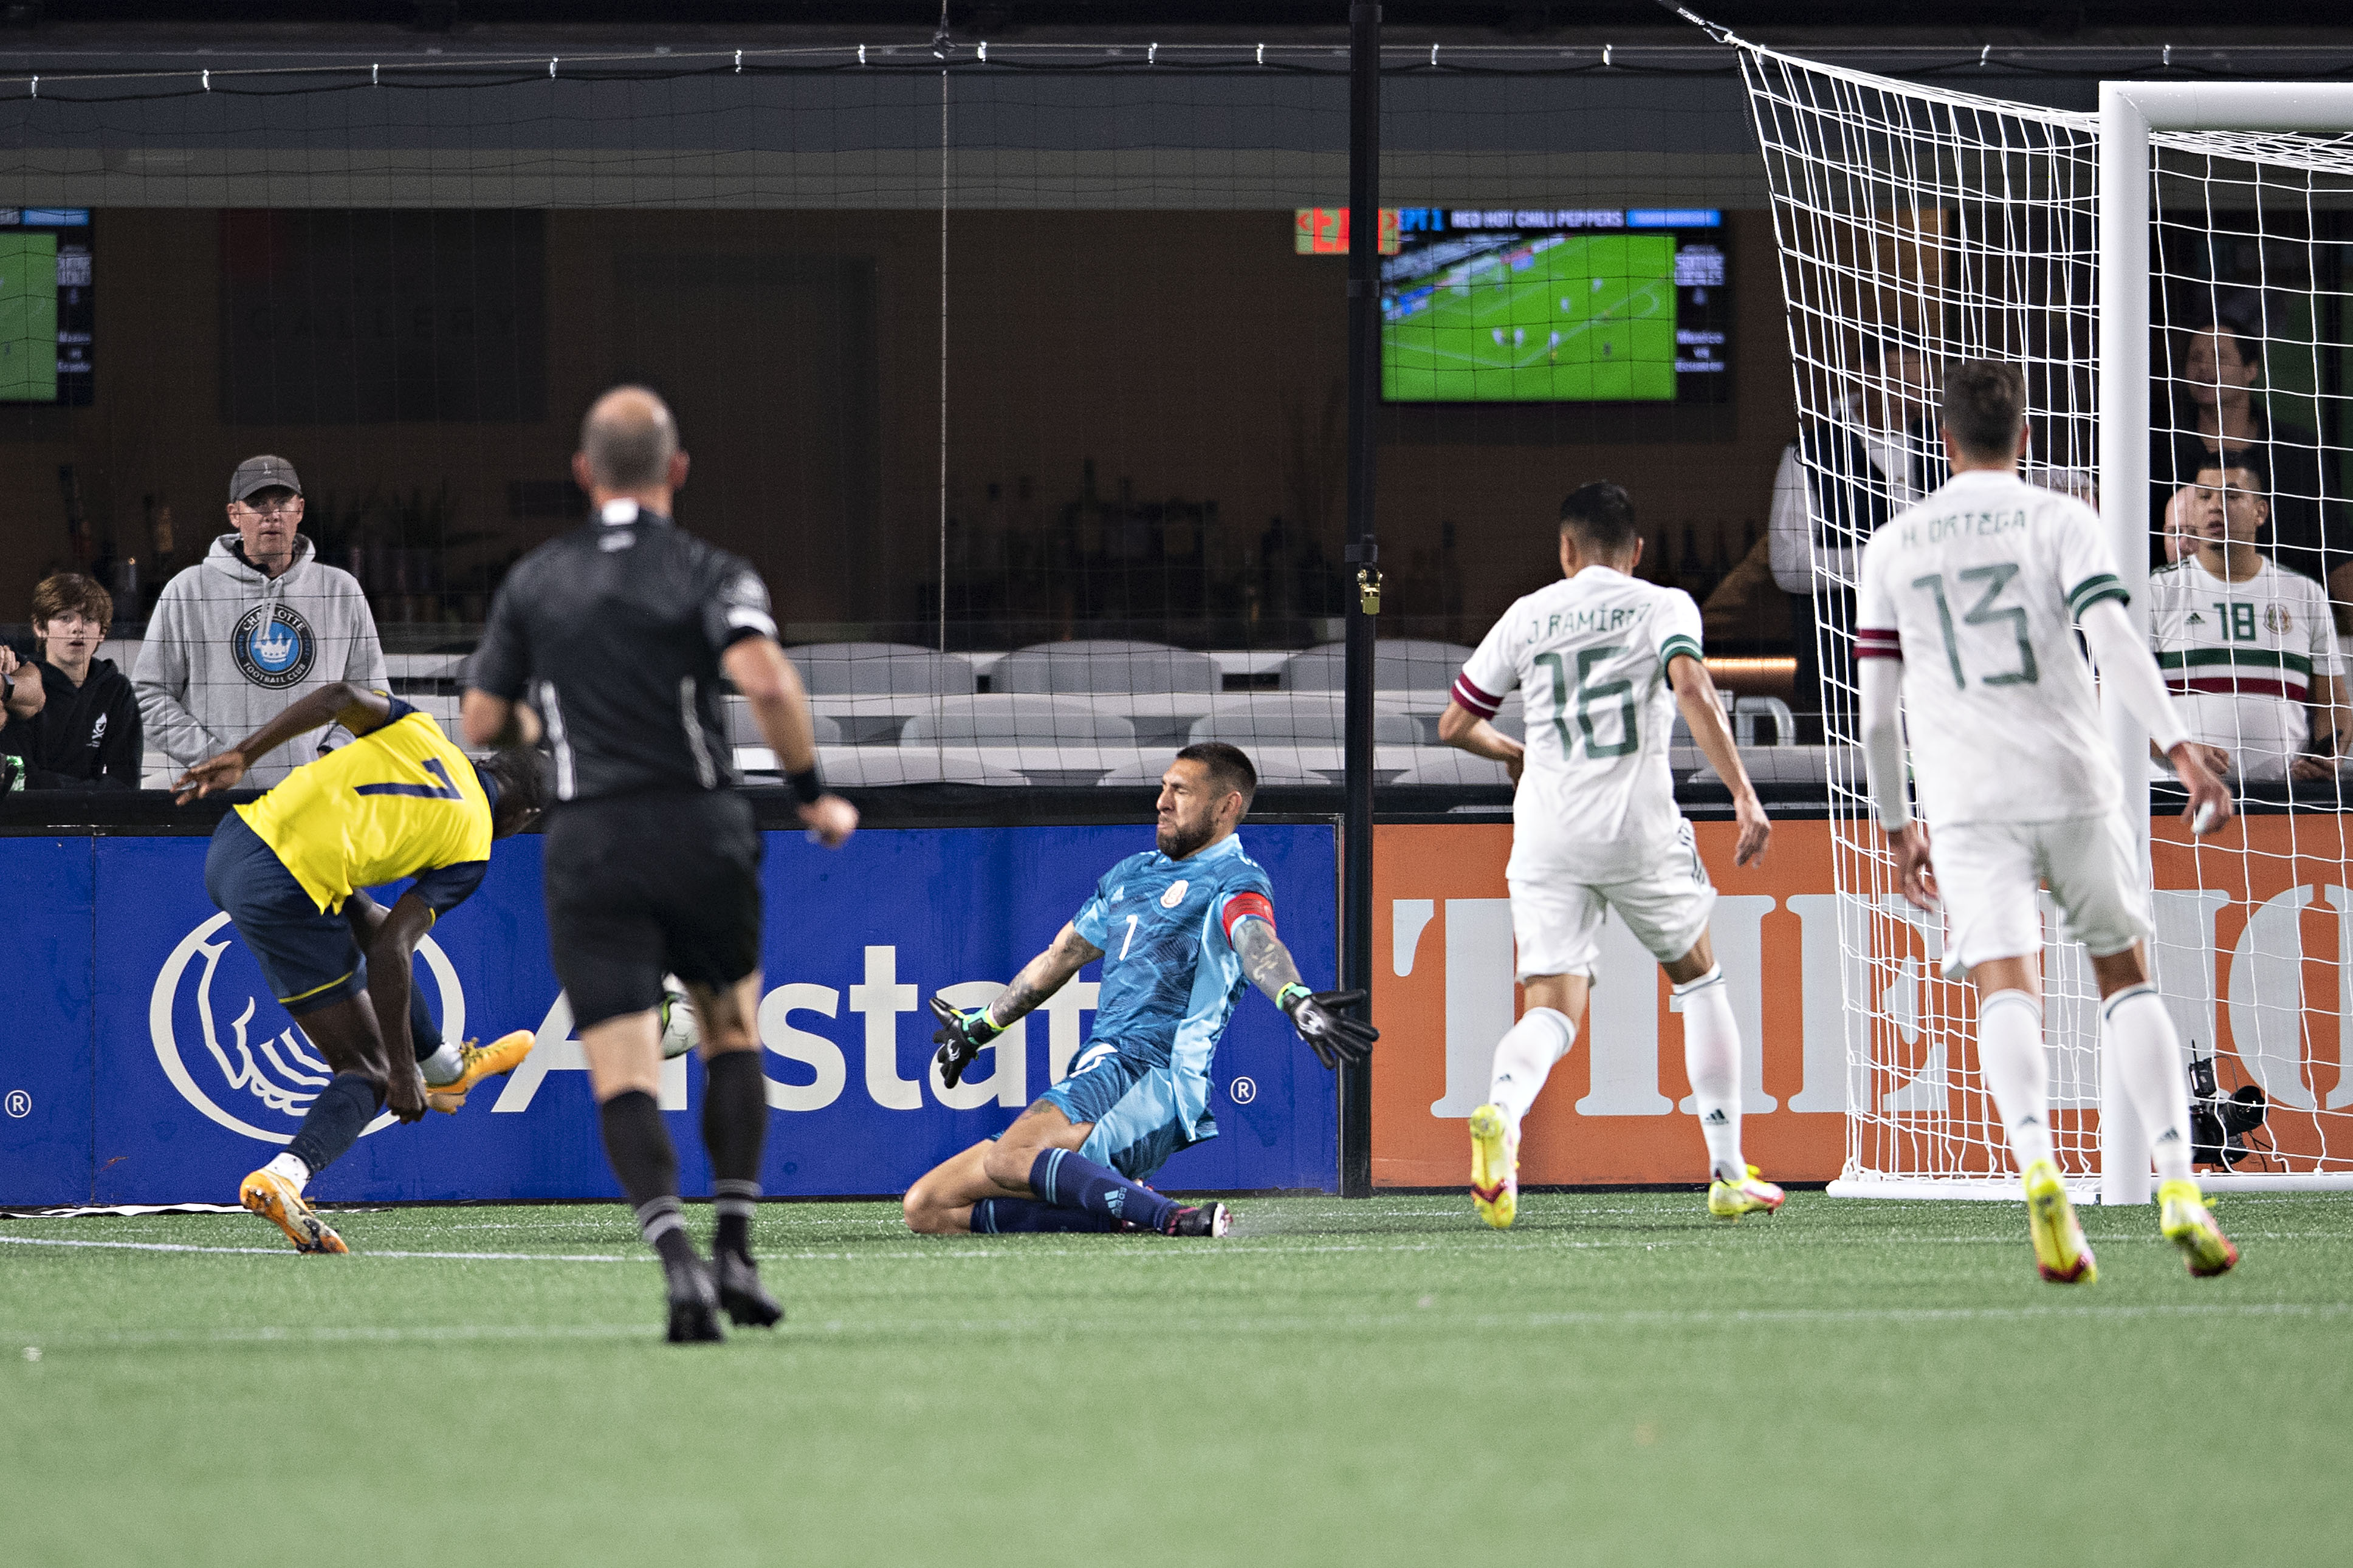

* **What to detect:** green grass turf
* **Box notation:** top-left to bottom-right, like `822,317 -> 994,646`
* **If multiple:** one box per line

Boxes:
4,1191 -> 2348,1567
1383,233 -> 1676,402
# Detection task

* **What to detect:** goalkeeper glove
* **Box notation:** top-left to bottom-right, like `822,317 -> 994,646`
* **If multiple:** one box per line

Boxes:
1277,984 -> 1378,1070
929,995 -> 1003,1089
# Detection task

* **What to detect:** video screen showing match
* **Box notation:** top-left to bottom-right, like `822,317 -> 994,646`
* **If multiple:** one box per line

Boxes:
1379,208 -> 1728,403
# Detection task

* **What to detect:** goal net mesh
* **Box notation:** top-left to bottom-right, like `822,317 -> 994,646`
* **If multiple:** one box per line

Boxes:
1737,43 -> 2353,1189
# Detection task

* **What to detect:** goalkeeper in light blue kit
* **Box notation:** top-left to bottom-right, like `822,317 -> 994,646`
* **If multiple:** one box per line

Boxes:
902,742 -> 1375,1238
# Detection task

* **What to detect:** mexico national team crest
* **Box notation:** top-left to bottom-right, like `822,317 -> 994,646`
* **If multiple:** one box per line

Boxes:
232,603 -> 317,688
149,911 -> 465,1143
2266,604 -> 2293,636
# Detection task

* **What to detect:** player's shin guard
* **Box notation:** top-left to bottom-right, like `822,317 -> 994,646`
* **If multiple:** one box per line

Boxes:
2103,984 -> 2195,1185
1488,1007 -> 1575,1132
701,1050 -> 767,1259
599,1089 -> 698,1267
972,1198 -> 1119,1234
1674,966 -> 1745,1182
1977,990 -> 2055,1174
1029,1148 -> 1178,1234
286,1071 -> 382,1178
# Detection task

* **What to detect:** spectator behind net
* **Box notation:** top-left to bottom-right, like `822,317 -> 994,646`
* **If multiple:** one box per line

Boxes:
1,572 -> 142,789
2149,459 -> 2348,784
2151,308 -> 2348,630
1768,335 -> 1945,742
132,454 -> 388,790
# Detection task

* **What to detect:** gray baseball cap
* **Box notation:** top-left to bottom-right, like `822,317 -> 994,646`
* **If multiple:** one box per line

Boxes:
228,454 -> 303,502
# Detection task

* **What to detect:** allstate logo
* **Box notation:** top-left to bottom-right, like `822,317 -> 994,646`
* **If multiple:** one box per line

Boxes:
148,911 -> 465,1143
230,603 -> 317,690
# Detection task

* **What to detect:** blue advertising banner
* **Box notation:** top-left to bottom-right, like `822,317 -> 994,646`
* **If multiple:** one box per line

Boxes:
0,840 -> 95,1207
5,823 -> 1339,1206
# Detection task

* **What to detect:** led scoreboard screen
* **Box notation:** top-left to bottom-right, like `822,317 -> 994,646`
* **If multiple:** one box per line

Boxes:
0,208 -> 92,405
1378,207 -> 1728,403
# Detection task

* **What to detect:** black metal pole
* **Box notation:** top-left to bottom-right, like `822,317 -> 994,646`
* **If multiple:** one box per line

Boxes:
1338,0 -> 1380,1199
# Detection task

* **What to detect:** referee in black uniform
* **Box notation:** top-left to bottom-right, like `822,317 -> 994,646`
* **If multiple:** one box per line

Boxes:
462,385 -> 857,1343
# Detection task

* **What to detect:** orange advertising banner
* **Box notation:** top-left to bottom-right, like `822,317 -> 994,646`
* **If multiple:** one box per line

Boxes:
1370,814 -> 2352,1188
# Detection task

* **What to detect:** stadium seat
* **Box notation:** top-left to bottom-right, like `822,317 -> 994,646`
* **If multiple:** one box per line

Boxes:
1189,699 -> 1420,746
737,745 -> 1026,786
901,696 -> 1136,746
1684,745 -> 1836,787
724,696 -> 840,747
1096,752 -> 1327,787
1732,695 -> 1798,748
786,642 -> 977,696
1387,750 -> 1514,787
1276,639 -> 1475,692
989,639 -> 1221,696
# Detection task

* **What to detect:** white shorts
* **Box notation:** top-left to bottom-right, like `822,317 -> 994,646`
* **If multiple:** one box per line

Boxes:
1931,812 -> 2153,979
1508,821 -> 1716,982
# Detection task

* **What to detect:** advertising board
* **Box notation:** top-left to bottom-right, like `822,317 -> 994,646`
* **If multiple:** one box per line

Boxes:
0,823 -> 1338,1205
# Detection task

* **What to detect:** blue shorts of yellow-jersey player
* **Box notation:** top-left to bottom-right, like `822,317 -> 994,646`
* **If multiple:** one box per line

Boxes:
203,812 -> 366,1014
1034,1041 -> 1218,1184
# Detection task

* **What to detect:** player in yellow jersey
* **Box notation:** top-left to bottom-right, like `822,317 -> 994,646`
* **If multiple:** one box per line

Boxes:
174,682 -> 547,1253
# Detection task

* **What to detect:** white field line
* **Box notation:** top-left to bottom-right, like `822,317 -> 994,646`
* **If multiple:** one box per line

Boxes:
0,1236 -> 637,1262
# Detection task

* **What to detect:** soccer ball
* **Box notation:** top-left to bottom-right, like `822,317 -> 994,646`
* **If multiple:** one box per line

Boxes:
658,975 -> 700,1060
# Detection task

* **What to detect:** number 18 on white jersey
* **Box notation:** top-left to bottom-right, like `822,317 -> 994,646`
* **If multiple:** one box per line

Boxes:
1452,565 -> 1706,883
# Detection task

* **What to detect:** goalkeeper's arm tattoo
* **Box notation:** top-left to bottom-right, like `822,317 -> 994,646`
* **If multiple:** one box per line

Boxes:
986,923 -> 1104,1029
1231,916 -> 1305,1006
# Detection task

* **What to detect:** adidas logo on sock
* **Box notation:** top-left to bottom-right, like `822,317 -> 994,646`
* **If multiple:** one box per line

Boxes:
2155,1127 -> 2183,1144
1703,1109 -> 1729,1125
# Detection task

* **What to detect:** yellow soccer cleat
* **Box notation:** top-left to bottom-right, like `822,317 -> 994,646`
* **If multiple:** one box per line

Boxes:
424,1029 -> 537,1113
2022,1159 -> 2095,1285
1707,1165 -> 1785,1220
239,1169 -> 348,1255
1468,1103 -> 1519,1230
2159,1179 -> 2239,1278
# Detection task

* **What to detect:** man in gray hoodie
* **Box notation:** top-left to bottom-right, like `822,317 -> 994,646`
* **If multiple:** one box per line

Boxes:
134,455 -> 386,789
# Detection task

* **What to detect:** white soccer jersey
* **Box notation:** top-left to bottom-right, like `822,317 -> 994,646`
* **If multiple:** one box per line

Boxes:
1855,470 -> 2125,827
2150,553 -> 2342,776
1452,566 -> 1705,883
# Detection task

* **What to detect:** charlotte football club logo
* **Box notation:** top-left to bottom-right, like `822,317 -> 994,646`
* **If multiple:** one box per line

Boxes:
231,603 -> 317,689
149,911 -> 465,1143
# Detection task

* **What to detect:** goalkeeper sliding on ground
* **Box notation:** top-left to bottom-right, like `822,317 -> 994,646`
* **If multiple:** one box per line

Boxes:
901,742 -> 1375,1238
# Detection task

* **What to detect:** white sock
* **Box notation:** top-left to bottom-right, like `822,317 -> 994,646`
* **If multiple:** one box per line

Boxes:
263,1152 -> 311,1194
1976,990 -> 2055,1174
1488,1007 -> 1576,1134
2103,984 -> 2194,1185
1674,966 -> 1745,1182
417,1039 -> 464,1087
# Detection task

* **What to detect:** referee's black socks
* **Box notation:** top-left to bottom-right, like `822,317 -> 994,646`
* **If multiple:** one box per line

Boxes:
599,1089 -> 698,1267
702,1050 -> 766,1260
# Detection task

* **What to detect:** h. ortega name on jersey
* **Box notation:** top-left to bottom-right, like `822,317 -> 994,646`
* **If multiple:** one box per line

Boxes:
1899,505 -> 2029,547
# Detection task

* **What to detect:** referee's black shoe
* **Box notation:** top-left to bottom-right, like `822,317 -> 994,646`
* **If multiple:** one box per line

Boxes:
664,1254 -> 726,1344
713,1250 -> 784,1329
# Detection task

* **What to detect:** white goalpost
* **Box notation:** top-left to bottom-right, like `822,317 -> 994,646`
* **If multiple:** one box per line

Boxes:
1736,42 -> 2353,1199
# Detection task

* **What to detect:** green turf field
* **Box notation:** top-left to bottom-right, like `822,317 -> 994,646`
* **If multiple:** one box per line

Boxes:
5,1191 -> 2348,1567
1382,233 -> 1677,402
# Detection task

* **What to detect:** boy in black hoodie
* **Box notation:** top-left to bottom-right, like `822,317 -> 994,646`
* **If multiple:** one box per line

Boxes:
3,572 -> 143,789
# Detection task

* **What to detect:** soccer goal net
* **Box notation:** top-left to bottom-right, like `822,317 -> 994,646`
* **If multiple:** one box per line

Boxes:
1736,41 -> 2353,1194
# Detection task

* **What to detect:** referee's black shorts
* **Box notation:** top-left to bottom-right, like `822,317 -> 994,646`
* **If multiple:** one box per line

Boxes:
543,790 -> 763,1032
